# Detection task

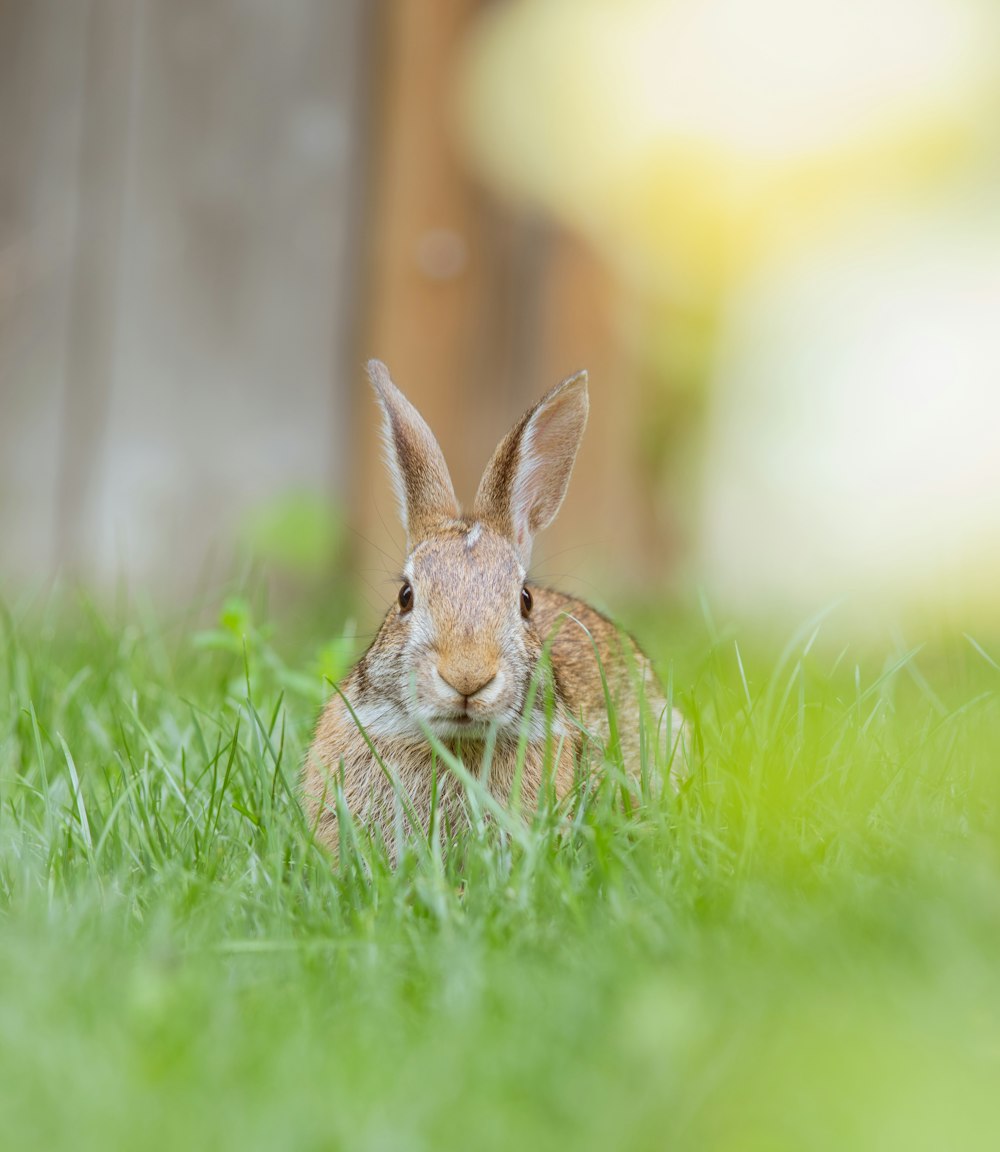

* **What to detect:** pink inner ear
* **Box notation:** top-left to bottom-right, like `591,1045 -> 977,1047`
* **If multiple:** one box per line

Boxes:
512,384 -> 588,544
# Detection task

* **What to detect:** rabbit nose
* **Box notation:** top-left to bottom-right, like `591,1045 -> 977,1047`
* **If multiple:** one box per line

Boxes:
437,662 -> 497,700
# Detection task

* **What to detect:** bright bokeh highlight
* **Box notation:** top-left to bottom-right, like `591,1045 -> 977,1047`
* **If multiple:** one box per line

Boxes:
458,0 -> 995,290
702,208 -> 1000,615
459,0 -> 1000,620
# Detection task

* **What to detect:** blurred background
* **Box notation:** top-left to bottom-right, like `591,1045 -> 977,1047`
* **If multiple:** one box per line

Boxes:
4,0 -> 1000,630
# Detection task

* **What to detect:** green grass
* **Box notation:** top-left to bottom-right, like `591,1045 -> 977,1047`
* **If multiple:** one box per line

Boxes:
2,591 -> 1000,1151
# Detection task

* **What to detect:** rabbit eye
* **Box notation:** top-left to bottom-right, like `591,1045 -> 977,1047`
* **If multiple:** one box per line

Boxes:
398,582 -> 413,613
520,585 -> 533,619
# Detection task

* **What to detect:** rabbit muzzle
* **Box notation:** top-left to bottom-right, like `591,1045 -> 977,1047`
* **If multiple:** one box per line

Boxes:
432,658 -> 505,714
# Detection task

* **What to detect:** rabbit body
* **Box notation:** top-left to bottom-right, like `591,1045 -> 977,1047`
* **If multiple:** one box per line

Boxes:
302,363 -> 686,859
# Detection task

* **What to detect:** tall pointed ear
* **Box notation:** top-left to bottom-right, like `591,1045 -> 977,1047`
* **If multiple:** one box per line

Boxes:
473,370 -> 589,566
367,360 -> 459,548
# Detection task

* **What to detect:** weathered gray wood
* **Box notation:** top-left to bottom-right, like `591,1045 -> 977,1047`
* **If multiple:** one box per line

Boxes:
1,0 -> 367,591
0,1 -> 88,578
0,1 -> 655,602
58,0 -> 136,573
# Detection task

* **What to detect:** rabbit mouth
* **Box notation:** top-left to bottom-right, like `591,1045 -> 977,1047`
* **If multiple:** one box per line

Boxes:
429,712 -> 497,737
433,709 -> 476,728
434,712 -> 485,727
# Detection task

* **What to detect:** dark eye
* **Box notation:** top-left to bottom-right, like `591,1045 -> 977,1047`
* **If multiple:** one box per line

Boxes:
398,582 -> 413,613
520,585 -> 533,619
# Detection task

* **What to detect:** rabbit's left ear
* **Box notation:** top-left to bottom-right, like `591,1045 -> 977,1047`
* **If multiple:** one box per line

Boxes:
367,360 -> 460,548
474,370 -> 588,566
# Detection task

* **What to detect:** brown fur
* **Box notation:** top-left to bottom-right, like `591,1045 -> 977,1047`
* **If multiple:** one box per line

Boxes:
301,364 -> 687,863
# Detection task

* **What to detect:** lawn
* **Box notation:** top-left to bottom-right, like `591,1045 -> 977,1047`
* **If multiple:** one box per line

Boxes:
2,590 -> 999,1151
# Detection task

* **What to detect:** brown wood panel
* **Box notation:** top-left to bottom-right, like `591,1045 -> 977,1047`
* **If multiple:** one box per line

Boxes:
354,1 -> 649,620
529,231 -> 644,596
355,0 -> 489,595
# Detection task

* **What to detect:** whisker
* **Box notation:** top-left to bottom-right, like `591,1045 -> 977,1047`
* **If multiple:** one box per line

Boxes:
347,523 -> 400,569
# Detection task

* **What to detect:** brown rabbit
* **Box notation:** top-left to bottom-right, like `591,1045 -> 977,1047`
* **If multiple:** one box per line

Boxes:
303,361 -> 687,860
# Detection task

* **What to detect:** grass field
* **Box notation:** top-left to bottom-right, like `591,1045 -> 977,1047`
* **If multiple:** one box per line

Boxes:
2,589 -> 999,1151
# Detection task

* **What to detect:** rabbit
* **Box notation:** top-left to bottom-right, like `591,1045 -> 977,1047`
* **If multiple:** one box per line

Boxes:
302,360 -> 688,861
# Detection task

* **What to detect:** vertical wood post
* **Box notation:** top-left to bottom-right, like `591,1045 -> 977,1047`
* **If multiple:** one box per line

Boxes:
57,0 -> 135,573
354,1 -> 646,619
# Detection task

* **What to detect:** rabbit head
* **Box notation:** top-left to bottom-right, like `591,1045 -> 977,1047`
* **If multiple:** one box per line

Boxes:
360,360 -> 588,742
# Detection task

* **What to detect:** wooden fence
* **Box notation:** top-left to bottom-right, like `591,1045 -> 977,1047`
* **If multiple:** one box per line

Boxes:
1,0 -> 667,606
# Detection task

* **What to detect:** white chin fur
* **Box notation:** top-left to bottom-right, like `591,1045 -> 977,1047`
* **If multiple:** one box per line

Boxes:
351,694 -> 561,746
426,718 -> 497,741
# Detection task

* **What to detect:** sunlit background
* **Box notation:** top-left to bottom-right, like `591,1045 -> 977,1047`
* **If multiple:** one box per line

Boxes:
4,0 -> 1000,625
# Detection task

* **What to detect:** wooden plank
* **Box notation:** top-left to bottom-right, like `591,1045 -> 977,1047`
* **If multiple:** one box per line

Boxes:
355,0 -> 489,602
530,230 -> 641,597
56,0 -> 136,573
354,0 -> 644,618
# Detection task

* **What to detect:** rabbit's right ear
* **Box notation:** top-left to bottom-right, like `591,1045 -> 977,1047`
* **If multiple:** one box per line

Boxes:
474,370 -> 589,567
367,360 -> 459,548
